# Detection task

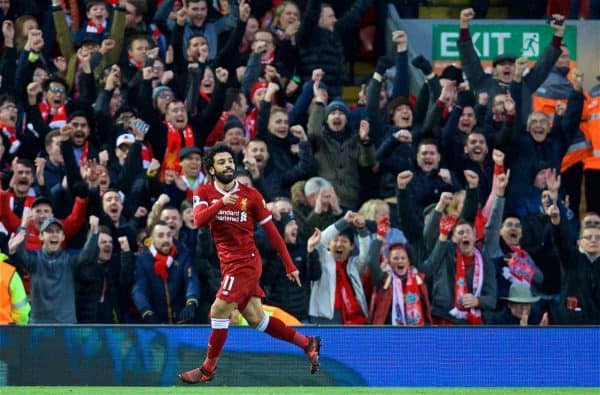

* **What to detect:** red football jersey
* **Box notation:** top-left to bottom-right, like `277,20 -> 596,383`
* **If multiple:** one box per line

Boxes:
193,180 -> 272,265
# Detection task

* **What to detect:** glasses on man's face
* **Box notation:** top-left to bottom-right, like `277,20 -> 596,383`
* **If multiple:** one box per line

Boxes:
158,92 -> 174,100
581,234 -> 600,242
583,220 -> 600,228
503,222 -> 522,229
0,104 -> 17,111
49,86 -> 65,94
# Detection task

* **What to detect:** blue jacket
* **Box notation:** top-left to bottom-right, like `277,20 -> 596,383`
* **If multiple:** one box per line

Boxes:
132,245 -> 200,323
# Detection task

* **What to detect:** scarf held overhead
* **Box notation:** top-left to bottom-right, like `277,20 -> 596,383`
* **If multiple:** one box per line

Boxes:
502,245 -> 536,285
161,121 -> 195,180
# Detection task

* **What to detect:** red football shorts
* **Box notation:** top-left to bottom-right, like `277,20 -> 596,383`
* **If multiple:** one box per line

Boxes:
216,256 -> 265,311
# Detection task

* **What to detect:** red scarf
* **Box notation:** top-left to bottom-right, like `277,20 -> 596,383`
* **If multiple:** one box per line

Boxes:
0,121 -> 19,154
334,260 -> 368,324
161,121 -> 195,180
503,245 -> 535,285
128,55 -> 144,70
86,20 -> 106,34
450,249 -> 484,324
150,23 -> 162,44
77,141 -> 89,165
38,100 -> 67,128
205,111 -> 229,147
244,108 -> 257,140
150,244 -> 176,281
107,0 -> 119,6
260,52 -> 275,65
391,267 -> 425,326
198,90 -> 211,102
141,143 -> 153,169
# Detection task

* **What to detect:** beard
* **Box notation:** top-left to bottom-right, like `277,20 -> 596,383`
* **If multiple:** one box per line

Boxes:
214,168 -> 235,184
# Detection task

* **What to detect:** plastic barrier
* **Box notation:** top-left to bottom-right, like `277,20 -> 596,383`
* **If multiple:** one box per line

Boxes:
1,326 -> 599,386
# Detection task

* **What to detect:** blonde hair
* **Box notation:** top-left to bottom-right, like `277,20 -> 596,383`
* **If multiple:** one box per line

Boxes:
268,106 -> 289,132
271,1 -> 300,31
358,199 -> 387,221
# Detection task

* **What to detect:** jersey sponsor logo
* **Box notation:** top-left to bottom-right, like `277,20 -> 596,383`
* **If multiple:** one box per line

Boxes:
216,209 -> 247,222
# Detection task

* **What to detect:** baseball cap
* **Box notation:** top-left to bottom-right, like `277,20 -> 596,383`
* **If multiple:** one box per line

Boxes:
492,54 -> 517,67
31,196 -> 53,210
180,146 -> 203,160
40,218 -> 63,233
275,211 -> 295,235
116,133 -> 135,148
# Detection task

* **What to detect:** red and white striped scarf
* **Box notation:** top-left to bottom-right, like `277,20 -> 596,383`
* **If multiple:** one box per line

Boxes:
141,143 -> 152,169
391,267 -> 425,326
0,122 -> 20,154
86,20 -> 106,34
450,249 -> 484,324
38,100 -> 67,128
128,55 -> 144,70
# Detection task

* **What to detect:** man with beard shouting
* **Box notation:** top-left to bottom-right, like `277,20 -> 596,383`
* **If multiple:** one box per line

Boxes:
178,143 -> 320,384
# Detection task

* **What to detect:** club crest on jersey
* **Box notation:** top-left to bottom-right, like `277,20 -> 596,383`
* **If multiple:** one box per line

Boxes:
240,198 -> 248,212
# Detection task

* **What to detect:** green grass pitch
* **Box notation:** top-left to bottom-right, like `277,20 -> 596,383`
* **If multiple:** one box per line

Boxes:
1,388 -> 598,395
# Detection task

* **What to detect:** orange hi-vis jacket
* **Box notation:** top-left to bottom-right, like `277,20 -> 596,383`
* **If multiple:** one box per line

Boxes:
583,84 -> 600,171
533,70 -> 591,172
0,261 -> 16,323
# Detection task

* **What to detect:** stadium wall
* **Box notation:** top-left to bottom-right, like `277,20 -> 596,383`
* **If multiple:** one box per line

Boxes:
0,326 -> 599,387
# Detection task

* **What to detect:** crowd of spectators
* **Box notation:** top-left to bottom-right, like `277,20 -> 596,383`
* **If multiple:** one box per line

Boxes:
0,0 -> 598,327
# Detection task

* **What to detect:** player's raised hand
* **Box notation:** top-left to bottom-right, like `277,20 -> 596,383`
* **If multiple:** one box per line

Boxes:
286,270 -> 302,287
222,191 -> 238,205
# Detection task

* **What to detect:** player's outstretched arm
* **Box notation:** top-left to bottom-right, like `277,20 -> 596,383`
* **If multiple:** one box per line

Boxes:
262,220 -> 301,287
